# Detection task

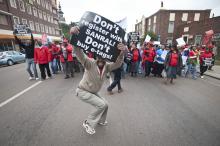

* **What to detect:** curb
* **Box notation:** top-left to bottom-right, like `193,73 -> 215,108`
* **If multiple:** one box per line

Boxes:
204,73 -> 220,80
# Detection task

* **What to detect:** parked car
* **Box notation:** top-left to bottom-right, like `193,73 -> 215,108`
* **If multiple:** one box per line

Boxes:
0,51 -> 25,66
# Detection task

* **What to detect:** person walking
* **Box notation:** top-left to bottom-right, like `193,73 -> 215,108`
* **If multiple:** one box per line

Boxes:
164,45 -> 182,84
185,46 -> 198,79
60,39 -> 74,79
200,46 -> 213,78
142,42 -> 156,77
107,65 -> 123,94
34,41 -> 52,80
14,33 -> 39,80
130,42 -> 141,77
70,26 -> 125,135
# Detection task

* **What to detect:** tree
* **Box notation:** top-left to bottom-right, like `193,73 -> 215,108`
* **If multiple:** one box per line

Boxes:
60,23 -> 70,39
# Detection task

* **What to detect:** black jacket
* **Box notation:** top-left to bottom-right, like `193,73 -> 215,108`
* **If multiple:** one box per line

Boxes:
14,33 -> 35,59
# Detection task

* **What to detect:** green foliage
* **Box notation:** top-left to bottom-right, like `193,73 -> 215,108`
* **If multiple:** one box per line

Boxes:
60,23 -> 70,39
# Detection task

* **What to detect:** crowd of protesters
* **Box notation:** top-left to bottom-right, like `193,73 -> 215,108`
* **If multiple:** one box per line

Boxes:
123,41 -> 217,84
14,33 -> 81,81
14,32 -> 217,86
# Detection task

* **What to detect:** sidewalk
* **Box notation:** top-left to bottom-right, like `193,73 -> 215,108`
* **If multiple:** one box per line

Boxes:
204,65 -> 220,80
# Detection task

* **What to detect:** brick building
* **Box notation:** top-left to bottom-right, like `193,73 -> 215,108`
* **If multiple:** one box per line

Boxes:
135,8 -> 211,45
0,0 -> 61,51
176,16 -> 220,45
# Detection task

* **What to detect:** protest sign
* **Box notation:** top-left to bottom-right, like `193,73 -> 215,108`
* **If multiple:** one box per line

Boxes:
14,24 -> 31,35
203,58 -> 213,66
145,35 -> 151,43
70,11 -> 126,62
128,32 -> 140,42
176,37 -> 186,46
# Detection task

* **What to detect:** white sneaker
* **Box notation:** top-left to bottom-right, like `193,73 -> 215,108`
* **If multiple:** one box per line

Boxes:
82,120 -> 95,135
201,76 -> 204,79
29,77 -> 34,80
35,78 -> 39,80
98,121 -> 108,126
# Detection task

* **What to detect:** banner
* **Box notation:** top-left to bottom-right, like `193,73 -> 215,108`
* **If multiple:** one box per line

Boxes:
70,11 -> 126,62
14,24 -> 31,35
128,32 -> 140,42
202,30 -> 214,45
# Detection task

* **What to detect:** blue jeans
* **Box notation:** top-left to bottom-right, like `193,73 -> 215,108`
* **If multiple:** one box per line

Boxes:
188,64 -> 197,79
49,59 -> 58,74
121,63 -> 127,78
26,58 -> 38,78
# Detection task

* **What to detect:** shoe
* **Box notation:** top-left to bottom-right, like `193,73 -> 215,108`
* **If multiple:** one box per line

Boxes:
201,76 -> 204,79
98,121 -> 108,126
82,120 -> 96,135
108,90 -> 114,95
64,75 -> 70,79
29,77 -> 34,80
118,89 -> 123,93
35,77 -> 39,81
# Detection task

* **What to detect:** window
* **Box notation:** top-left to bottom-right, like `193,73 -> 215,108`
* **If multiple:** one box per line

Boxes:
13,16 -> 20,26
55,30 -> 60,35
35,23 -> 40,32
48,26 -> 51,34
18,0 -> 25,12
195,35 -> 202,45
28,0 -> 33,4
54,19 -> 58,25
194,13 -> 200,21
169,13 -> 175,21
10,0 -> 17,8
29,21 -> 34,31
26,4 -> 32,15
153,24 -> 156,33
22,19 -> 27,24
46,1 -> 49,9
45,25 -> 48,33
37,0 -> 40,5
41,0 -> 45,8
154,16 -> 157,23
168,22 -> 174,33
33,7 -> 38,17
184,27 -> 189,32
38,9 -> 42,19
51,17 -> 54,23
53,9 -> 57,14
182,13 -> 188,21
0,14 -> 8,25
47,14 -> 50,22
43,12 -> 47,21
40,24 -> 44,32
148,18 -> 151,25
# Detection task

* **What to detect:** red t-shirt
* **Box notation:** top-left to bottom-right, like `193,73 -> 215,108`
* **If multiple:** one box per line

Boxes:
169,53 -> 178,67
132,49 -> 139,62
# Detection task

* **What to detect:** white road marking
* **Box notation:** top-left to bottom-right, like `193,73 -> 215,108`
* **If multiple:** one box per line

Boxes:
0,81 -> 42,108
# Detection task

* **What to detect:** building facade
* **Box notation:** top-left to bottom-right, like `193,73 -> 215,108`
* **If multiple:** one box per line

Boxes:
0,0 -> 61,51
135,8 -> 211,45
176,16 -> 220,45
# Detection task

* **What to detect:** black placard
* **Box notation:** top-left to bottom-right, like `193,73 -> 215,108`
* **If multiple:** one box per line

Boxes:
14,24 -> 32,35
71,11 -> 126,62
128,32 -> 140,42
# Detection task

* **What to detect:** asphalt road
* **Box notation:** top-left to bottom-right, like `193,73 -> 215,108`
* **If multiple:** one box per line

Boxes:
0,63 -> 220,146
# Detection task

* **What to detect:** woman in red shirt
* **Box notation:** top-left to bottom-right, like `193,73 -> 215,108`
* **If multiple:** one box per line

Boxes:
164,45 -> 182,84
130,42 -> 141,77
199,47 -> 213,78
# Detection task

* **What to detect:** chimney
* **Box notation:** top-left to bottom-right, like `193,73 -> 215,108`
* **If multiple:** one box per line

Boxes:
161,1 -> 164,8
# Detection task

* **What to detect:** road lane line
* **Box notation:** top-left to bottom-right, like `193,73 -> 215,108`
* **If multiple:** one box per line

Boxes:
0,81 -> 42,108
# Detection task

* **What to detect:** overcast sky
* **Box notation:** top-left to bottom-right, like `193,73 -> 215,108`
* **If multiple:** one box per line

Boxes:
59,0 -> 220,32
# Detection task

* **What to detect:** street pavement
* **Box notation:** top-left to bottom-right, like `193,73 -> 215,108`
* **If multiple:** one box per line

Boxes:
0,63 -> 220,146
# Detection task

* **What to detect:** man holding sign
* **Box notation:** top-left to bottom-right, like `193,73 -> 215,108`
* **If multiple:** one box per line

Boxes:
70,24 -> 126,135
14,26 -> 39,80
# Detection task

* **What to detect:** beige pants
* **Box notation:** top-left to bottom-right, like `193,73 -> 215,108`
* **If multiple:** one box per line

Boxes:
76,88 -> 108,128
